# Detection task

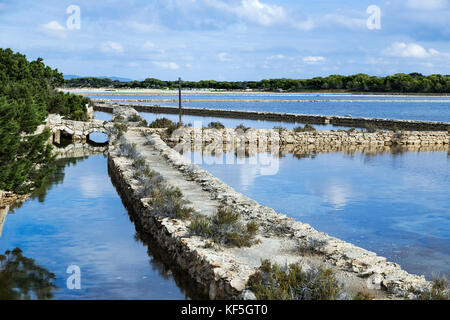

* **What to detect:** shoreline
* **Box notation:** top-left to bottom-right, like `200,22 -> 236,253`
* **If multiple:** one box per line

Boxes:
58,87 -> 450,97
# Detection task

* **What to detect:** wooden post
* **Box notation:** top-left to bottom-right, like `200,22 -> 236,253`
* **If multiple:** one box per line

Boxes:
178,77 -> 182,127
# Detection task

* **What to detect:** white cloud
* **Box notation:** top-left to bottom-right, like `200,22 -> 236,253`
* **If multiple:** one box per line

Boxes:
152,61 -> 180,70
323,13 -> 366,30
303,56 -> 325,64
218,52 -> 232,61
383,42 -> 439,59
238,0 -> 286,26
206,0 -> 286,26
41,21 -> 67,38
407,0 -> 448,10
142,41 -> 166,55
100,41 -> 124,54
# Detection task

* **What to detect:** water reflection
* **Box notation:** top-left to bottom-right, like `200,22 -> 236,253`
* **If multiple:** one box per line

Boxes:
0,247 -> 56,300
180,144 -> 450,280
1,154 -> 202,300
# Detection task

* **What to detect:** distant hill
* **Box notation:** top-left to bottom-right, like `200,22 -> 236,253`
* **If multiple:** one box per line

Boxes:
63,75 -> 134,82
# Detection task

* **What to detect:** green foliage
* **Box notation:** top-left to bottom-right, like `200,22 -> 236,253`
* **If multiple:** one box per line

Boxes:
138,119 -> 148,127
294,124 -> 316,132
273,126 -> 286,134
0,247 -> 57,300
64,73 -> 450,93
0,48 -> 89,194
119,149 -> 193,220
187,208 -> 259,248
127,114 -> 141,122
148,117 -> 178,135
148,117 -> 175,128
248,260 -> 341,300
112,122 -> 128,139
412,277 -> 450,300
207,121 -> 225,129
235,124 -> 251,132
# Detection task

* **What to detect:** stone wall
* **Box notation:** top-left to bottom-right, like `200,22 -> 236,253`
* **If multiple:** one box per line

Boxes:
164,128 -> 449,147
107,155 -> 247,299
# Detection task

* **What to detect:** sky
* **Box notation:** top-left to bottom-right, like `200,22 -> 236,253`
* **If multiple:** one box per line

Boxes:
0,0 -> 449,81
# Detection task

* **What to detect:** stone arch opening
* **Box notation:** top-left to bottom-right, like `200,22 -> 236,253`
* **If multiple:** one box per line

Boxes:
53,129 -> 74,147
87,131 -> 109,146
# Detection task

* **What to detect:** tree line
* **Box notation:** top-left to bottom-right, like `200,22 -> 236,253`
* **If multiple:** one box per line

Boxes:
64,73 -> 450,93
0,48 -> 90,194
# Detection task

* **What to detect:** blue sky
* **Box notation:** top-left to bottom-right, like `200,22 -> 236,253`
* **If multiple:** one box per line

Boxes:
0,0 -> 449,80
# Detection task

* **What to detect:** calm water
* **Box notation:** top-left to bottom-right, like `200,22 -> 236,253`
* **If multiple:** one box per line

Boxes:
181,149 -> 450,280
125,100 -> 450,122
81,92 -> 450,122
137,112 -> 347,130
0,155 -> 194,300
80,92 -> 450,101
93,110 -> 349,130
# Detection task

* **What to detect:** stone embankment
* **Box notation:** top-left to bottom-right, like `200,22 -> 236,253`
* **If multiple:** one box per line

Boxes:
108,127 -> 432,300
94,103 -> 450,131
165,128 -> 449,147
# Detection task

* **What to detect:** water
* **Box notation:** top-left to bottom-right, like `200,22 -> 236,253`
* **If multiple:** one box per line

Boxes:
181,148 -> 450,280
93,109 -> 349,130
138,111 -> 347,131
0,155 -> 195,300
79,92 -> 450,101
80,91 -> 450,122
126,100 -> 450,122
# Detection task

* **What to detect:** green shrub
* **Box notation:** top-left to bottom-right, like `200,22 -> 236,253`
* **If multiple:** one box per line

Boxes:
150,186 -> 193,220
149,117 -> 175,128
119,142 -> 138,158
113,122 -> 128,138
298,238 -> 327,256
235,124 -> 250,132
207,122 -> 225,129
127,114 -> 141,122
248,260 -> 341,300
114,114 -> 125,123
273,126 -> 286,134
294,124 -> 316,132
148,117 -> 178,135
413,277 -> 450,300
119,140 -> 193,220
138,119 -> 148,127
188,208 -> 259,248
303,124 -> 316,132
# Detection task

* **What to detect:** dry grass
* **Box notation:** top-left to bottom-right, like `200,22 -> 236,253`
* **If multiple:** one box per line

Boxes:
248,260 -> 341,300
188,208 -> 259,248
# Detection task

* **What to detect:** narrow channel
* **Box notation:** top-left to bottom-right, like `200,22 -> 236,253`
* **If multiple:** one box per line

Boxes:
0,152 -> 203,299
